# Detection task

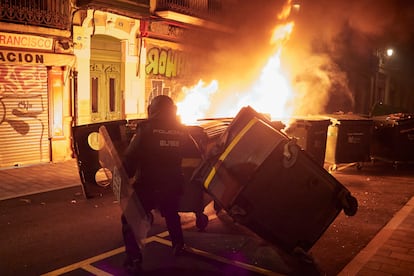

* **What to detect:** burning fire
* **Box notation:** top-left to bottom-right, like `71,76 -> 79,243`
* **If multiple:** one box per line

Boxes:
177,1 -> 296,125
176,80 -> 219,125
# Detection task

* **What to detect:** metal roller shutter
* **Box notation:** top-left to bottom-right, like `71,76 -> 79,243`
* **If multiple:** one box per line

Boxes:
0,64 -> 49,168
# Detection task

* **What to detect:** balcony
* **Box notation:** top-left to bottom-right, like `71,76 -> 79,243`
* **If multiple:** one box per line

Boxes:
76,0 -> 150,19
153,0 -> 222,27
0,0 -> 71,30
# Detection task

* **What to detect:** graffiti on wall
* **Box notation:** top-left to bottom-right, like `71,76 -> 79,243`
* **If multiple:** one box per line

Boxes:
0,65 -> 46,135
145,46 -> 187,78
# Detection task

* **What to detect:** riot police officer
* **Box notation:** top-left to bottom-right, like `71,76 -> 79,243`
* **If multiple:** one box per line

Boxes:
121,95 -> 189,273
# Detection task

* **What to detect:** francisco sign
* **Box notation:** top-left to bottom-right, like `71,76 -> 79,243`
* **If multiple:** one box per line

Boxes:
0,32 -> 53,51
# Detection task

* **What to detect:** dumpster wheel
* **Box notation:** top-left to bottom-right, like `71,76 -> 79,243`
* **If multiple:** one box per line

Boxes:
343,194 -> 358,216
195,213 -> 209,231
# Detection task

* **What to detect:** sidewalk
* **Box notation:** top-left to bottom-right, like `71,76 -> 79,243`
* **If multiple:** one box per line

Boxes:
1,159 -> 414,275
0,159 -> 81,201
339,196 -> 414,275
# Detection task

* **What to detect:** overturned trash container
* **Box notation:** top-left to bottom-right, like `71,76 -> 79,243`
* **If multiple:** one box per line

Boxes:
72,120 -> 127,198
371,113 -> 414,167
325,114 -> 373,171
284,117 -> 330,167
192,106 -> 358,259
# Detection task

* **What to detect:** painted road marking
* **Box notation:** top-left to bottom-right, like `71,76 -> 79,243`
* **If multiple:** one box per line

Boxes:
41,247 -> 125,276
41,212 -> 283,276
82,264 -> 113,276
150,235 -> 283,276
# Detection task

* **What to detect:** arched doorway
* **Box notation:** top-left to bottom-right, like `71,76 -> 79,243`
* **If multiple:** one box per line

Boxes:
90,35 -> 122,122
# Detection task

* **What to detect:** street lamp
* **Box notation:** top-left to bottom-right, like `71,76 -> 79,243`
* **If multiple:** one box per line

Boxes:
371,47 -> 395,110
292,3 -> 300,12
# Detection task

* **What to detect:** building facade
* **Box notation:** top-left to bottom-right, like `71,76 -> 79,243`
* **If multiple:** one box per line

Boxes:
0,0 -> 74,167
0,0 -> 223,168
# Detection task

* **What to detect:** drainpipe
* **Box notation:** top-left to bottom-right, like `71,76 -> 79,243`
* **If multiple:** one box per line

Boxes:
72,70 -> 78,127
70,70 -> 78,158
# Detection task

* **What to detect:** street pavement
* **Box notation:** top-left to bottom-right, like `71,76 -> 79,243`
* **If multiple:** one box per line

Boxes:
1,159 -> 414,275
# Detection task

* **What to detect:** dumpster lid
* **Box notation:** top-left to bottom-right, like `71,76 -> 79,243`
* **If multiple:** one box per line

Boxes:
372,113 -> 414,127
192,118 -> 233,139
285,116 -> 331,128
325,114 -> 373,126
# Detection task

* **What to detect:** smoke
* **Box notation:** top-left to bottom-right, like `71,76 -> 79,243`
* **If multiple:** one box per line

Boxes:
184,0 -> 287,88
183,0 -> 414,115
281,0 -> 414,114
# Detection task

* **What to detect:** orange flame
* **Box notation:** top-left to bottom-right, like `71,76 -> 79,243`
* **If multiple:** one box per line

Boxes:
177,2 -> 296,124
231,48 -> 294,121
236,21 -> 295,122
176,80 -> 219,125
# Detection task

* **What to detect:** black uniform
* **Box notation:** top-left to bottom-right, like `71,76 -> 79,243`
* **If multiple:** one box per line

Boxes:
121,96 -> 190,267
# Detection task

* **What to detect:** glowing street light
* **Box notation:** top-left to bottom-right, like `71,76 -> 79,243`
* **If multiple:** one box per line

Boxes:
371,47 -> 396,108
292,3 -> 301,12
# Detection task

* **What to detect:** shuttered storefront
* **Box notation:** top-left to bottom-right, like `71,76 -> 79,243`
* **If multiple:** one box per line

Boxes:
0,64 -> 49,168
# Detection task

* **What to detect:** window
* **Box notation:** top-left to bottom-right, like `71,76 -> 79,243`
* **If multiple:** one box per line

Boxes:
91,77 -> 98,113
109,77 -> 115,112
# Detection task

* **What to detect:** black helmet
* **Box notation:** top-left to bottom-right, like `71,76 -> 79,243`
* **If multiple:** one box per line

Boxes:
148,95 -> 176,118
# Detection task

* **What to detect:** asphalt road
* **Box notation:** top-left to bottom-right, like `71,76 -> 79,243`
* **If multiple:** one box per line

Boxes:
311,161 -> 414,275
1,160 -> 414,276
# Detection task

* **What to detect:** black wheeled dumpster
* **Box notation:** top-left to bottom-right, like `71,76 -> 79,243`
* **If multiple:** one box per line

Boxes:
72,120 -> 127,198
192,106 -> 358,256
284,118 -> 330,167
371,113 -> 414,166
324,115 -> 373,171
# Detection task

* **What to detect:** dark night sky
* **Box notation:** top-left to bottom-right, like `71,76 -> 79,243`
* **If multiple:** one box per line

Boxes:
192,0 -> 414,75
290,0 -> 414,62
285,0 -> 414,113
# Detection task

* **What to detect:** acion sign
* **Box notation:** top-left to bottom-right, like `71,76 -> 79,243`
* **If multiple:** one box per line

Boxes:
0,32 -> 53,51
0,50 -> 75,66
0,51 -> 44,64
